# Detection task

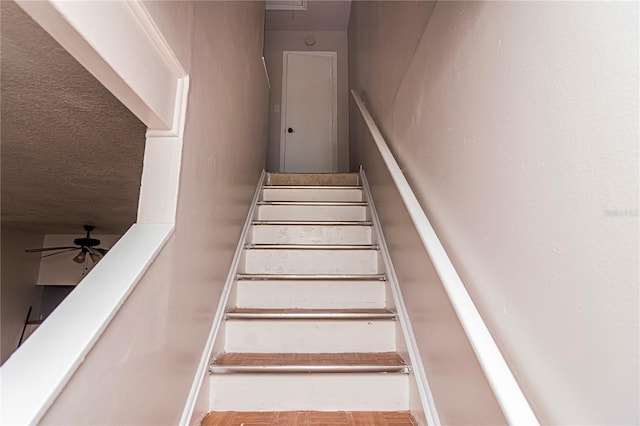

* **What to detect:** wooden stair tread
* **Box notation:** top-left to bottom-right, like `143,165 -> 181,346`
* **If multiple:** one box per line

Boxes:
213,352 -> 405,367
201,411 -> 417,425
266,173 -> 360,187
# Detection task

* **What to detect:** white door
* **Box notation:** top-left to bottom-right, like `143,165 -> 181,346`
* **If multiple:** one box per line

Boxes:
281,51 -> 337,173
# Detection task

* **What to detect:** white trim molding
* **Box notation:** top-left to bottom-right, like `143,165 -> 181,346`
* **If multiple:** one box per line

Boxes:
138,76 -> 190,224
123,1 -> 187,80
351,90 -> 539,425
280,51 -> 338,173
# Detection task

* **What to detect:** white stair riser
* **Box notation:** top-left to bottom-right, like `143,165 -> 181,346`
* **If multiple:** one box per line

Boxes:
235,280 -> 386,309
250,225 -> 372,245
262,188 -> 363,202
210,374 -> 409,411
257,205 -> 367,221
242,249 -> 379,275
224,320 -> 396,352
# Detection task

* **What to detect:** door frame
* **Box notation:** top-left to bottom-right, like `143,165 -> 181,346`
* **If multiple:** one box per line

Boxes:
280,50 -> 338,172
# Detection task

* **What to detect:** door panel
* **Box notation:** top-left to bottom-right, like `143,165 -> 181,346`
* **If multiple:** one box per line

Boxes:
282,52 -> 335,172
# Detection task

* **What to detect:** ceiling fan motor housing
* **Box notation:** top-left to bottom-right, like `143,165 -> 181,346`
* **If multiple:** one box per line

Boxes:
74,237 -> 101,247
75,224 -> 100,247
24,224 -> 108,260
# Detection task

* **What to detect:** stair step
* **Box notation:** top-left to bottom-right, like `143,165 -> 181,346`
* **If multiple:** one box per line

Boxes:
266,172 -> 360,186
224,318 -> 396,353
257,204 -> 367,221
250,223 -> 372,245
209,374 -> 409,411
236,278 -> 386,309
263,187 -> 363,202
225,308 -> 395,320
242,248 -> 379,275
202,411 -> 417,426
210,352 -> 407,373
236,273 -> 386,281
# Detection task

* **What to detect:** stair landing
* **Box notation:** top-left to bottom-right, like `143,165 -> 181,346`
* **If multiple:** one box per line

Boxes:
266,173 -> 360,186
201,411 -> 417,426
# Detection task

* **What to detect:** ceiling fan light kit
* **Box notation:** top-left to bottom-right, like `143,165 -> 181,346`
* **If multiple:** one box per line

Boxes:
72,250 -> 86,264
25,224 -> 109,264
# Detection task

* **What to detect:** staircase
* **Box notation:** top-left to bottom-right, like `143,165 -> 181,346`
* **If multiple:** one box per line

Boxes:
202,173 -> 419,426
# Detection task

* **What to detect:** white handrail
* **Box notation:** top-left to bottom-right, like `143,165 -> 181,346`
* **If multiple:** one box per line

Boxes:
351,90 -> 539,425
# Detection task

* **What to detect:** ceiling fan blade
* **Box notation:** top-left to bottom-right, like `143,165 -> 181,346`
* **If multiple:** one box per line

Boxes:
39,248 -> 79,258
94,248 -> 109,255
25,246 -> 79,253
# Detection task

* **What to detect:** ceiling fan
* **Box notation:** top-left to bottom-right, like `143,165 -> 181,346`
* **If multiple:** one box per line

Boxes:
25,225 -> 109,264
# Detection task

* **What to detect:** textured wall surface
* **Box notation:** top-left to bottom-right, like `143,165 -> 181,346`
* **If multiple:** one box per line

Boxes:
40,1 -> 269,424
0,1 -> 146,234
264,30 -> 349,172
349,1 -> 639,424
0,227 -> 44,364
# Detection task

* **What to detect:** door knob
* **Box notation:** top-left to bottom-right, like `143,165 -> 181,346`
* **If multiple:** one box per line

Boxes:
287,127 -> 294,133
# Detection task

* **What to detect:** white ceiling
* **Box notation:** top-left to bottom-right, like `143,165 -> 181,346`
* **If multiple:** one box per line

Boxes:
265,0 -> 352,31
0,1 -> 146,235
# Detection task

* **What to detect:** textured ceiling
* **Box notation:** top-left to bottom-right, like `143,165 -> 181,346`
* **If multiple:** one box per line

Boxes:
1,1 -> 146,235
265,0 -> 352,31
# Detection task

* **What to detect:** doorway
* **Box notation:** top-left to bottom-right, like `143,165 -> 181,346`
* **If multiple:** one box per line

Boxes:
280,51 -> 337,173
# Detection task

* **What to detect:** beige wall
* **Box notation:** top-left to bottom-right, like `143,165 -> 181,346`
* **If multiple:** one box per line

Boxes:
350,1 -> 639,424
1,227 -> 44,364
264,30 -> 349,172
41,1 -> 269,424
